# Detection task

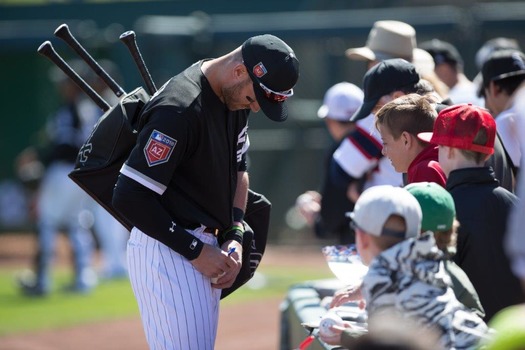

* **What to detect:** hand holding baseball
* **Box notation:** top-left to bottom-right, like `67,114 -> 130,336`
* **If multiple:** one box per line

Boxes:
318,312 -> 352,345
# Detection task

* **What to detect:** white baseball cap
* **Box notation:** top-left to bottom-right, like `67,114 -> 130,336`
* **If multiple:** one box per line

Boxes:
347,185 -> 422,239
317,82 -> 364,121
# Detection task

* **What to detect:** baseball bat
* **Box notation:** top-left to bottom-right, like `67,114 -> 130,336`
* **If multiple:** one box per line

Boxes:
38,41 -> 111,112
54,23 -> 126,97
119,31 -> 157,95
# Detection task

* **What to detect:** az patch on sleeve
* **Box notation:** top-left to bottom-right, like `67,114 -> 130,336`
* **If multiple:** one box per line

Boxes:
144,129 -> 177,167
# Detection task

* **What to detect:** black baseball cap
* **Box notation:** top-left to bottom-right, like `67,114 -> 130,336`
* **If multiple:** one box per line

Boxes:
478,49 -> 525,96
351,58 -> 420,122
419,39 -> 463,67
242,34 -> 300,122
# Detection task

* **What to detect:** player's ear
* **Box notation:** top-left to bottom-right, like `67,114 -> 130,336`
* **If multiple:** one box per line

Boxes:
234,63 -> 248,80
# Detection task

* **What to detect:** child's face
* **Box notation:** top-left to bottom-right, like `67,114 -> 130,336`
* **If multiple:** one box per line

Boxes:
378,124 -> 411,173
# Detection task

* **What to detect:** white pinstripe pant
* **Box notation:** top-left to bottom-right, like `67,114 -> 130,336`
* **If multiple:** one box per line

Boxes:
128,227 -> 221,350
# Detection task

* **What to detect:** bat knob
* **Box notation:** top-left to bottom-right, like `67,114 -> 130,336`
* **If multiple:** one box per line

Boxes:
54,23 -> 70,36
37,41 -> 53,55
119,31 -> 135,40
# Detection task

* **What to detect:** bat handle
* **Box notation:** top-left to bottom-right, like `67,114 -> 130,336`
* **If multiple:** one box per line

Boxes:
54,23 -> 126,97
38,41 -> 111,112
120,31 -> 157,95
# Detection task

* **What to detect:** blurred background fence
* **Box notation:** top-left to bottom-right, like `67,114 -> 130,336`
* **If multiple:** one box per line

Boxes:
1,0 -> 525,242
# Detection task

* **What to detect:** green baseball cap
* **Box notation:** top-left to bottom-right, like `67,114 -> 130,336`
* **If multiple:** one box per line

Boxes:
405,182 -> 455,232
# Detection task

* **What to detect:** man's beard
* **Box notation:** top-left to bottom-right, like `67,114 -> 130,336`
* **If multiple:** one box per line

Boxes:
222,79 -> 252,111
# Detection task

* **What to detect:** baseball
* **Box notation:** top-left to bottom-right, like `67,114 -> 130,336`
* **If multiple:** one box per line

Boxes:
319,312 -> 343,337
211,271 -> 226,284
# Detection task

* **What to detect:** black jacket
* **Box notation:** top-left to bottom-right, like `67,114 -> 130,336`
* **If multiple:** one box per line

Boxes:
448,167 -> 524,321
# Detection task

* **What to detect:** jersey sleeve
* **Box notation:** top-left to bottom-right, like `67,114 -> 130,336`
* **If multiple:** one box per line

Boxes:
113,107 -> 205,260
332,126 -> 383,179
113,174 -> 204,260
121,107 -> 194,195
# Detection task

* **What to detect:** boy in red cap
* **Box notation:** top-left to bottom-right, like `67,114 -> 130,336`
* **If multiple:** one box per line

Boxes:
418,103 -> 523,321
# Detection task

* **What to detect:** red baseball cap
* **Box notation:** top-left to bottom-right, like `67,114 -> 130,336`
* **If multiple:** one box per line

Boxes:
417,104 -> 496,155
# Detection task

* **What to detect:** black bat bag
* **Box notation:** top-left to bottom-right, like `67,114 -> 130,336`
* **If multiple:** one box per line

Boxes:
68,86 -> 150,231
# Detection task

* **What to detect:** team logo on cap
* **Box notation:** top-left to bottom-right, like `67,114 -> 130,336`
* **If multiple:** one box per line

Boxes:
253,62 -> 267,78
144,129 -> 177,167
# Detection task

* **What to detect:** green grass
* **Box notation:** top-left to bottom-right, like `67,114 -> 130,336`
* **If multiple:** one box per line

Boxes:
0,268 -> 138,336
0,265 -> 331,336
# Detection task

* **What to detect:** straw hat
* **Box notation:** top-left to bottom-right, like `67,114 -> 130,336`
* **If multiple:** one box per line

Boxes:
346,20 -> 430,66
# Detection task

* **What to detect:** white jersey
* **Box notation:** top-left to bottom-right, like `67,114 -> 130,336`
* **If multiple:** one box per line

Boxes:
333,113 -> 403,190
448,79 -> 485,107
496,106 -> 521,167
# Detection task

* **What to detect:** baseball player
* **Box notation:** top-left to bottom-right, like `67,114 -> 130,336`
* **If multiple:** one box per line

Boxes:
17,61 -> 100,296
112,34 -> 299,349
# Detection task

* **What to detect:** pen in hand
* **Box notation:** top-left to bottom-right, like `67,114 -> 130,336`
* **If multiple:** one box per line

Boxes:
211,247 -> 236,284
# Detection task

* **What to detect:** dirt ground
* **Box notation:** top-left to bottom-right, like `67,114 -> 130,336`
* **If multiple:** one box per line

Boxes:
0,233 -> 329,350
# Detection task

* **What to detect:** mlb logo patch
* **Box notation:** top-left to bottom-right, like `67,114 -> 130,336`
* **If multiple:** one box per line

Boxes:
253,62 -> 267,78
144,130 -> 177,167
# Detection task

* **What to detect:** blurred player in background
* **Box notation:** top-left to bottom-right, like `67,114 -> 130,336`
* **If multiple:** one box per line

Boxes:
16,60 -> 100,296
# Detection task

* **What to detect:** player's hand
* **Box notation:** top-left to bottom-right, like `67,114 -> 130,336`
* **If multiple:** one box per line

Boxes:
330,284 -> 365,309
190,243 -> 234,281
212,240 -> 242,289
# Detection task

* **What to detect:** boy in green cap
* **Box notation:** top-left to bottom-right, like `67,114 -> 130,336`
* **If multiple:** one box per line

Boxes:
405,181 -> 485,318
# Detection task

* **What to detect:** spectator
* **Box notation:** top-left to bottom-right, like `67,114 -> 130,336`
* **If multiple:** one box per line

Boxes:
330,59 -> 440,203
346,20 -> 449,98
479,49 -> 525,173
505,81 -> 525,293
474,37 -> 521,89
418,103 -> 524,321
405,181 -> 485,318
480,82 -> 525,350
375,93 -> 446,186
320,185 -> 490,349
295,82 -> 363,243
419,38 -> 484,106
472,39 -> 521,192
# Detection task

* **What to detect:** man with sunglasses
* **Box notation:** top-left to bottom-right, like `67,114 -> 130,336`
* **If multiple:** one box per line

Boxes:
112,34 -> 299,350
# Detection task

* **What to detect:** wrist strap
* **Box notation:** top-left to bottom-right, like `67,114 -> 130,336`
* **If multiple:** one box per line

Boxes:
233,207 -> 245,222
221,224 -> 244,245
